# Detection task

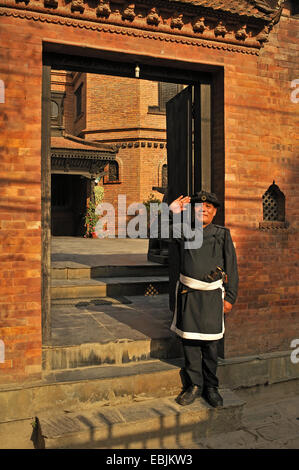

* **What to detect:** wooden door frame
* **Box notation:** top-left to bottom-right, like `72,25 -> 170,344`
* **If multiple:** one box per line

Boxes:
41,45 -> 224,346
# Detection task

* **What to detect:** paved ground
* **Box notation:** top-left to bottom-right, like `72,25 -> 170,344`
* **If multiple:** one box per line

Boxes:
50,237 -> 299,450
185,389 -> 299,449
51,237 -> 150,267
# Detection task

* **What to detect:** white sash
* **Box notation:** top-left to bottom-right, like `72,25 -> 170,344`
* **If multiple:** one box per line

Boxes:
170,273 -> 225,341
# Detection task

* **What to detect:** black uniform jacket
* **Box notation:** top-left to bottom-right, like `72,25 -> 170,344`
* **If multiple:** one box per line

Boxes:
170,223 -> 239,341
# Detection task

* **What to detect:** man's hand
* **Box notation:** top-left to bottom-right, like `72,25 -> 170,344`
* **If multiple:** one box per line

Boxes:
223,300 -> 233,314
169,195 -> 191,214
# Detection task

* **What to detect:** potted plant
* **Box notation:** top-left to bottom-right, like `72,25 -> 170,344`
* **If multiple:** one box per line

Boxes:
84,185 -> 105,238
84,200 -> 100,238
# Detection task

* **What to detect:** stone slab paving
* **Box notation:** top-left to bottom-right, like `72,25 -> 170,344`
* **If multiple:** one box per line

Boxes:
51,237 -> 152,267
48,294 -> 174,347
183,391 -> 299,449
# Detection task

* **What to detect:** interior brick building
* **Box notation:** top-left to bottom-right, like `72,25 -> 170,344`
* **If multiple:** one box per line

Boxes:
0,0 -> 298,387
50,70 -> 175,236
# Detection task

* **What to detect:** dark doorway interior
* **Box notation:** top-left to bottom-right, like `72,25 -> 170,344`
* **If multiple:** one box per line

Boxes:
51,174 -> 87,236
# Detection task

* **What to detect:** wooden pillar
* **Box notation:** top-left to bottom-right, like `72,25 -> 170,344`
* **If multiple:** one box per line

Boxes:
41,65 -> 51,344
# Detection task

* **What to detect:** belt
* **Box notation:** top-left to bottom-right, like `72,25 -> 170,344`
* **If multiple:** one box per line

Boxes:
179,273 -> 223,292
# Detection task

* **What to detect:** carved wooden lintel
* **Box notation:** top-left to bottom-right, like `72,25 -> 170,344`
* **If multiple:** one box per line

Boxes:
4,0 -> 280,51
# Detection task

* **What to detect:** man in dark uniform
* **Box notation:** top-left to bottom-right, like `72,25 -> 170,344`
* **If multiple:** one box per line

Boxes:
169,191 -> 238,407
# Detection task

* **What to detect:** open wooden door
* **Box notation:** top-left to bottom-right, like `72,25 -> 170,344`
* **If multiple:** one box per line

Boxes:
166,84 -> 201,313
166,82 -> 224,358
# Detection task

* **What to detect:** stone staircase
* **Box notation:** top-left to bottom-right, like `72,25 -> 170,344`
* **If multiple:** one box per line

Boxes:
23,260 -> 243,448
0,255 -> 246,449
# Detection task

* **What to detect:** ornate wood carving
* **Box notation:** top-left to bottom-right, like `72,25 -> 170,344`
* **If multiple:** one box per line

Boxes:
256,25 -> 270,44
171,12 -> 184,30
214,21 -> 227,38
122,3 -> 136,21
97,0 -> 111,18
235,25 -> 247,41
146,7 -> 160,26
71,0 -> 84,13
44,0 -> 58,8
193,17 -> 205,34
4,0 -> 284,52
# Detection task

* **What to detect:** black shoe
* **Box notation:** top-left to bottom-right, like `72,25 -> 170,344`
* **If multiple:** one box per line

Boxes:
202,387 -> 223,408
176,385 -> 202,406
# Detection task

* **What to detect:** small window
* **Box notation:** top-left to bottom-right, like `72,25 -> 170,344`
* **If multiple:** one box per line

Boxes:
262,181 -> 285,222
106,161 -> 119,182
51,100 -> 59,119
50,92 -> 65,135
259,181 -> 289,230
75,84 -> 83,118
158,83 -> 183,112
148,82 -> 184,114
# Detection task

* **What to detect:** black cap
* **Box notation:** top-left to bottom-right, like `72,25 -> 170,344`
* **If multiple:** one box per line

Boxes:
190,190 -> 220,208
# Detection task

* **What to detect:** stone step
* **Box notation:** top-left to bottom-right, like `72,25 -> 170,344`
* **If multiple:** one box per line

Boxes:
1,350 -> 296,426
44,294 -> 180,371
36,389 -> 245,449
52,263 -> 169,280
43,336 -> 181,371
51,276 -> 169,299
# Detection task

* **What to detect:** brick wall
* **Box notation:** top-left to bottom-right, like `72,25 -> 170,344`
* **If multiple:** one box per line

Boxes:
0,27 -> 43,384
0,3 -> 298,384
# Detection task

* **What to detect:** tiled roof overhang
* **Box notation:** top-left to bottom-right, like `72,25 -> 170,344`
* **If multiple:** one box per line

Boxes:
51,135 -> 117,177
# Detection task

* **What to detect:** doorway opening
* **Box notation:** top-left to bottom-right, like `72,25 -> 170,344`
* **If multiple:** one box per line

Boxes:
42,46 -> 225,348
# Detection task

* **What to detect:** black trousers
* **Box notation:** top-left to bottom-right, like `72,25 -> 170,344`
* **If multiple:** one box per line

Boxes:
181,338 -> 219,390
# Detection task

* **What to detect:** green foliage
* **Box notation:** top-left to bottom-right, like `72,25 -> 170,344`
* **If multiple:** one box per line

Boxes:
143,193 -> 162,215
94,185 -> 104,206
84,185 -> 104,237
85,200 -> 100,237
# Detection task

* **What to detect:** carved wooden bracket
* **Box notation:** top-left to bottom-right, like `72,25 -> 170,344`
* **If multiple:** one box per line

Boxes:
256,25 -> 270,44
146,7 -> 160,26
71,0 -> 84,13
192,17 -> 205,34
122,3 -> 136,21
235,25 -> 247,41
214,21 -> 227,38
97,0 -> 111,18
171,12 -> 184,30
44,0 -> 58,7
